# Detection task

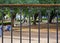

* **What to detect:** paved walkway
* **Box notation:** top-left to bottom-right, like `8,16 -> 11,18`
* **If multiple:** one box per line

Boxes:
13,23 -> 60,33
13,28 -> 59,33
0,22 -> 60,43
0,36 -> 60,43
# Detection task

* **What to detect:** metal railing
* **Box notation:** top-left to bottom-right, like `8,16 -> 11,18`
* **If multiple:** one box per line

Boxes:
0,4 -> 60,43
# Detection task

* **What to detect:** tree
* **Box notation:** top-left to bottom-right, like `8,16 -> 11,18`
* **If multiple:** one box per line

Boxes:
0,0 -> 60,25
33,0 -> 60,24
48,0 -> 58,23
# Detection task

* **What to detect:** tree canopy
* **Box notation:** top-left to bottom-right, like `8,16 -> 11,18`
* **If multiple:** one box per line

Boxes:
0,0 -> 60,4
0,0 -> 60,17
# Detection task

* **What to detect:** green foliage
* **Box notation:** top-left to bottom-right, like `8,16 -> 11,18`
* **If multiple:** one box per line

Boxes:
0,0 -> 59,4
0,0 -> 60,17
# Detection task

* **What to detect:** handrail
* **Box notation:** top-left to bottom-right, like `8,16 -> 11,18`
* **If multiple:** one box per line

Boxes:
0,4 -> 60,7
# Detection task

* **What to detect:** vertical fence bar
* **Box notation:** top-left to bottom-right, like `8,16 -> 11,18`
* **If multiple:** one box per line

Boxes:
20,10 -> 22,43
1,9 -> 4,43
11,11 -> 13,43
10,8 -> 13,43
47,9 -> 50,43
28,8 -> 31,43
38,10 -> 41,43
56,10 -> 58,43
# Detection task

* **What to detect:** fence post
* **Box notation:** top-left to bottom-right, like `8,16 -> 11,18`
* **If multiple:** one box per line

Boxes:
10,8 -> 14,43
28,8 -> 32,43
20,8 -> 23,43
56,10 -> 59,43
1,9 -> 4,43
46,9 -> 51,43
38,9 -> 41,43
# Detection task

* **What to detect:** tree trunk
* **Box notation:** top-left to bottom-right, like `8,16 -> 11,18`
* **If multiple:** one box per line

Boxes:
33,13 -> 39,25
11,19 -> 14,27
11,13 -> 16,27
48,9 -> 56,23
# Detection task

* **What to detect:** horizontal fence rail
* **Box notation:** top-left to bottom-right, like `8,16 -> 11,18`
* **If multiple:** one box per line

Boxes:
0,4 -> 60,7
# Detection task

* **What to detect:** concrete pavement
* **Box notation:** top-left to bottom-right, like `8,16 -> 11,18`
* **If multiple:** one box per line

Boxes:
0,23 -> 60,43
0,36 -> 60,43
13,28 -> 59,33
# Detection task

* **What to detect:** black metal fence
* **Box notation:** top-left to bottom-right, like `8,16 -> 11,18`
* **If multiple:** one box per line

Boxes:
0,4 -> 60,43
